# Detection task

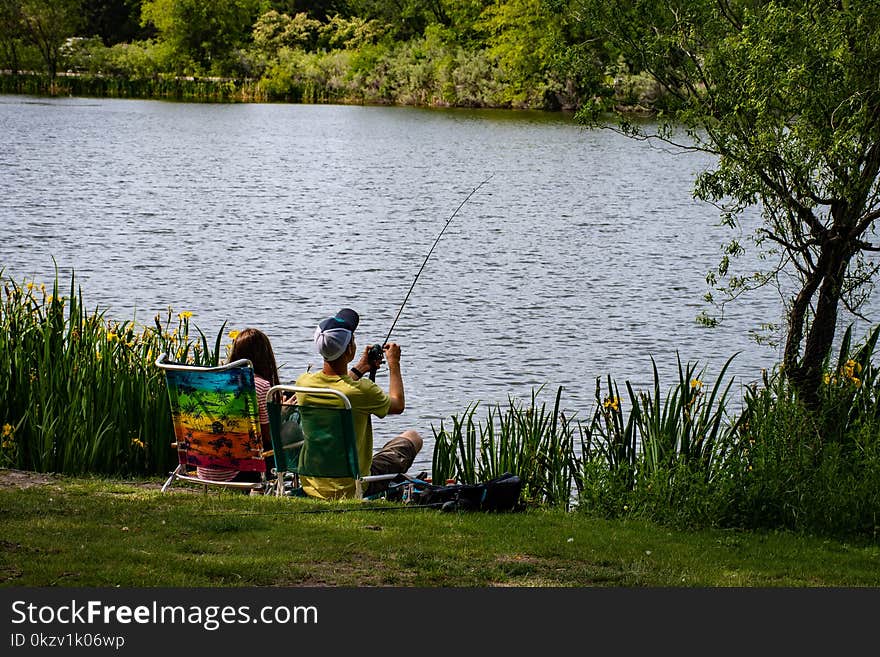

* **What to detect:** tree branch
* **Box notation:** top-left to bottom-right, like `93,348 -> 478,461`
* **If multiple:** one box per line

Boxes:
853,206 -> 880,236
715,0 -> 743,31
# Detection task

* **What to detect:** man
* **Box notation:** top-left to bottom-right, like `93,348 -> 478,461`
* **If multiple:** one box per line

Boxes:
295,308 -> 423,499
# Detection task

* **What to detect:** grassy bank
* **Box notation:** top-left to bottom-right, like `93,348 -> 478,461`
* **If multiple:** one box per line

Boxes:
1,470 -> 878,587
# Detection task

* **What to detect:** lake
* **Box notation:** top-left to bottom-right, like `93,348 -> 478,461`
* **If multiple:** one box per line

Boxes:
2,94 -> 876,471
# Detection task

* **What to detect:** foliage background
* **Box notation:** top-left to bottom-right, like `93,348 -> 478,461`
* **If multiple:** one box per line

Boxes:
0,0 -> 616,110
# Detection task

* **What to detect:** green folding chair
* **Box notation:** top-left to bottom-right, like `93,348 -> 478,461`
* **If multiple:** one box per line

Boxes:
266,384 -> 400,499
157,353 -> 271,494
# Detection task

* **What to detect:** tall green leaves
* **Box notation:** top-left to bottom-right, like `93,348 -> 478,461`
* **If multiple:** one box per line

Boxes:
573,353 -> 740,517
631,353 -> 740,481
431,386 -> 579,508
0,268 -> 224,475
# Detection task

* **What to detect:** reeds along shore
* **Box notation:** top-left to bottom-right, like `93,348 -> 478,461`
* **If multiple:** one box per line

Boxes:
0,270 -> 223,477
0,72 -> 267,103
432,333 -> 880,540
1,268 -> 879,540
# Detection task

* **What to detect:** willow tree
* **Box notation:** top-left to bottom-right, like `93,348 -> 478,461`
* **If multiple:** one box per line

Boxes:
576,0 -> 880,407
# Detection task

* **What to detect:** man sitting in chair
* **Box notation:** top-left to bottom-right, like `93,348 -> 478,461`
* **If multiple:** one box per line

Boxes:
295,308 -> 423,499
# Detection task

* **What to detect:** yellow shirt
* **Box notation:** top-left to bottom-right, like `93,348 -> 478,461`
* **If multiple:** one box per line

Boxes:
294,371 -> 391,499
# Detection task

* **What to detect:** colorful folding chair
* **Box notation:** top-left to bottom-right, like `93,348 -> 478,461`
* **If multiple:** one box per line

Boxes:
156,353 -> 271,494
266,384 -> 400,499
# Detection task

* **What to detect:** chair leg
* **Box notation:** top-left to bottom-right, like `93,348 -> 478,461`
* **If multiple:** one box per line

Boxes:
160,465 -> 184,493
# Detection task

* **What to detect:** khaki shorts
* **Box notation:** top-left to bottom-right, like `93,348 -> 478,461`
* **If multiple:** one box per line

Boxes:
365,433 -> 420,496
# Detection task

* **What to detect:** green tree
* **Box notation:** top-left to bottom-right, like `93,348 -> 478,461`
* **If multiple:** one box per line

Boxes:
479,0 -> 566,108
0,0 -> 25,74
346,0 -> 452,40
140,0 -> 262,74
317,14 -> 385,50
19,0 -> 83,78
252,9 -> 321,54
267,0 -> 349,22
82,0 -> 152,45
576,0 -> 880,408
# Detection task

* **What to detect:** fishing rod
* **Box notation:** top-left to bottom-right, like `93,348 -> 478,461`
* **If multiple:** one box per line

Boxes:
368,174 -> 495,380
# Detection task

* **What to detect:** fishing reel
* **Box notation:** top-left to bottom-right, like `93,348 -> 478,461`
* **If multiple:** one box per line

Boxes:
367,343 -> 385,367
366,343 -> 385,381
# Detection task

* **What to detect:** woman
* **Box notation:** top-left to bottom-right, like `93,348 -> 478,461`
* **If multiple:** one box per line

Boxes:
197,327 -> 281,483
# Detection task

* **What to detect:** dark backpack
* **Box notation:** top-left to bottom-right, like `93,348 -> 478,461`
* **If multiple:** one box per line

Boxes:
410,472 -> 523,512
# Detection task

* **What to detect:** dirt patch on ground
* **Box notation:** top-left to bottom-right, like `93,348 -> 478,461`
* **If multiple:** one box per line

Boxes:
0,469 -> 60,489
0,468 -> 166,491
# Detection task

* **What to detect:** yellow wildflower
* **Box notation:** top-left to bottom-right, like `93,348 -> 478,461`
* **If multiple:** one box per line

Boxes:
229,330 -> 240,340
178,311 -> 193,320
690,379 -> 703,389
603,396 -> 620,412
26,282 -> 34,291
852,377 -> 862,388
107,332 -> 119,343
131,438 -> 145,450
2,424 -> 12,438
823,373 -> 831,385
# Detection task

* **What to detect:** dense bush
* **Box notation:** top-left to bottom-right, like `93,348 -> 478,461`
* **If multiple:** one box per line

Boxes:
572,327 -> 880,540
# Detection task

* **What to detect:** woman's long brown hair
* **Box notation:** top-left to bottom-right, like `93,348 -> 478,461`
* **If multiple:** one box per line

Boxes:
229,328 -> 280,385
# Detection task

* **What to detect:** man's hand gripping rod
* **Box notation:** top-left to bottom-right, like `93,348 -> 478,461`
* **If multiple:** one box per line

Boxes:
367,175 -> 495,380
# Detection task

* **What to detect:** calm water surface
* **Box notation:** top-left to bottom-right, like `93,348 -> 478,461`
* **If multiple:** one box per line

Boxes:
2,95 -> 876,470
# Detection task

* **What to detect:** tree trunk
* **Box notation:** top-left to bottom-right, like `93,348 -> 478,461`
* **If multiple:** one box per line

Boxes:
785,234 -> 852,410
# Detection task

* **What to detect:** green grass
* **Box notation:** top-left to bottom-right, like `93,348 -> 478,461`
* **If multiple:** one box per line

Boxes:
1,471 -> 878,587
